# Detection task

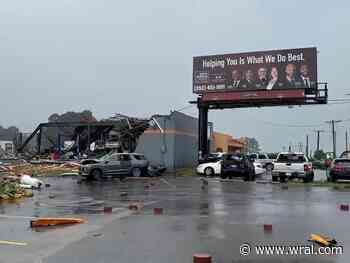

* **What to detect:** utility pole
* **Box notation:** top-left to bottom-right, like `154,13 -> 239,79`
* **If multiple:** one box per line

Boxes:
325,120 -> 342,158
298,142 -> 303,153
313,129 -> 324,152
306,135 -> 309,158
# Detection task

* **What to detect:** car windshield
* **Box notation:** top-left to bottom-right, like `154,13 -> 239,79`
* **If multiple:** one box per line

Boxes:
339,152 -> 350,159
258,154 -> 266,159
225,154 -> 242,161
334,159 -> 350,166
277,154 -> 306,163
98,153 -> 113,161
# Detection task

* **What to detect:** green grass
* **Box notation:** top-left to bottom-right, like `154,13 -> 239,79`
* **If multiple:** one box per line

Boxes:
173,168 -> 195,177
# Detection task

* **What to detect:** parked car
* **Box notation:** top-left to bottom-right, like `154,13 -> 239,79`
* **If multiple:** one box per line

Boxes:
272,152 -> 314,183
249,153 -> 274,170
196,153 -> 263,180
253,162 -> 266,176
329,158 -> 350,182
196,159 -> 222,177
80,153 -> 149,180
198,152 -> 225,164
220,153 -> 256,181
339,151 -> 350,159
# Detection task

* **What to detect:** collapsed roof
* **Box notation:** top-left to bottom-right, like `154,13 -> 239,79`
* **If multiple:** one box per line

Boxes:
17,113 -> 152,156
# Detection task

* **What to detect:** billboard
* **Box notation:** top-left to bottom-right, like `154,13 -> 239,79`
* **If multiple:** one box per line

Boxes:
193,47 -> 317,98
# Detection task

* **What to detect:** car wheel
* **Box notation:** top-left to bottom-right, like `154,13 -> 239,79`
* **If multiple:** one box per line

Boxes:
280,176 -> 286,183
248,171 -> 255,181
272,176 -> 278,182
303,177 -> 309,183
243,171 -> 252,181
220,173 -> 227,179
309,172 -> 314,182
204,167 -> 214,177
90,169 -> 103,181
331,176 -> 337,183
132,167 -> 142,177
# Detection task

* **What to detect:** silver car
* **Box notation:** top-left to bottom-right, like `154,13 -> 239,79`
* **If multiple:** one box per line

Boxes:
80,153 -> 149,180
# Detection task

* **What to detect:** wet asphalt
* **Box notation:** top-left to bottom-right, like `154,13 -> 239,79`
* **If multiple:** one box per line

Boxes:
0,170 -> 349,263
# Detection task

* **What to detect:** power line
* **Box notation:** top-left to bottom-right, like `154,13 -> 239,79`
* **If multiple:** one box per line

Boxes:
174,104 -> 196,112
257,120 -> 325,128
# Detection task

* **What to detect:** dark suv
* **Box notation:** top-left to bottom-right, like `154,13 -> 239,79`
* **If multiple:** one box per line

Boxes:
80,153 -> 149,180
220,153 -> 255,181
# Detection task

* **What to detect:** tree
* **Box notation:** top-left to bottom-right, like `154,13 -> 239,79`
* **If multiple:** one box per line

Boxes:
244,137 -> 261,153
0,126 -> 19,141
313,149 -> 327,160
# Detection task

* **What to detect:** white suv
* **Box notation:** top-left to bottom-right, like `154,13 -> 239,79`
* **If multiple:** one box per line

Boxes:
272,152 -> 314,183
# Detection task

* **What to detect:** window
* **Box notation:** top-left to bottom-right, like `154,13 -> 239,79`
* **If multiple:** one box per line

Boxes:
258,154 -> 266,159
277,154 -> 306,163
110,154 -> 122,161
249,154 -> 257,159
120,154 -> 131,161
226,154 -> 241,161
133,154 -> 146,160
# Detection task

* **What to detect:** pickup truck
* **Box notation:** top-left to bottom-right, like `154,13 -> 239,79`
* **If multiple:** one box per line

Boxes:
272,152 -> 314,183
249,153 -> 274,170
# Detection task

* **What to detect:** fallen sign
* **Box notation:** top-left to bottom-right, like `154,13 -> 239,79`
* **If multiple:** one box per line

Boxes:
309,233 -> 337,246
30,217 -> 85,228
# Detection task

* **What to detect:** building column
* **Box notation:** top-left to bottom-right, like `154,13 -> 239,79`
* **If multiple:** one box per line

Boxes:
198,101 -> 209,160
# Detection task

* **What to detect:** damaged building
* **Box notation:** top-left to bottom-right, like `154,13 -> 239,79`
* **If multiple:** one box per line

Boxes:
135,111 -> 202,170
17,114 -> 151,159
16,110 -> 245,170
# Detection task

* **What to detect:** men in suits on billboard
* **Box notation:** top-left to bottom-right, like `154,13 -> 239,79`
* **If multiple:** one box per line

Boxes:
228,69 -> 242,89
255,67 -> 269,89
284,63 -> 303,88
240,69 -> 256,89
299,64 -> 315,88
266,67 -> 284,90
299,64 -> 316,94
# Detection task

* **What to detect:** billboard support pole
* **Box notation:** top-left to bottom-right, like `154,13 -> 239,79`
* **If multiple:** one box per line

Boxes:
198,99 -> 209,160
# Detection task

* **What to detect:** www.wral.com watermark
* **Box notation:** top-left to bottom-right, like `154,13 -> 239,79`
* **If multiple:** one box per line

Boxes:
239,243 -> 343,256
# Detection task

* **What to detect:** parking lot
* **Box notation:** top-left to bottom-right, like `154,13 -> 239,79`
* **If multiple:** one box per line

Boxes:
0,172 -> 348,263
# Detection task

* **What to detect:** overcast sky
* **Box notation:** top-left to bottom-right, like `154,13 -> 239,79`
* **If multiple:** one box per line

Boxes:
1,0 -> 349,154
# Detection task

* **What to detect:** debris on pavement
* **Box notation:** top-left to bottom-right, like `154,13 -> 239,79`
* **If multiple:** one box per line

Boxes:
309,233 -> 337,246
193,253 -> 212,263
30,217 -> 86,228
103,207 -> 113,213
92,233 -> 104,238
60,172 -> 80,177
0,161 -> 81,178
128,202 -> 144,211
153,207 -> 163,215
18,174 -> 43,188
0,240 -> 28,246
0,179 -> 34,200
263,224 -> 273,232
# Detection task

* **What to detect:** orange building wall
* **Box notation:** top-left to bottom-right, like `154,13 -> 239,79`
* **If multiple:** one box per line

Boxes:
212,132 -> 245,153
